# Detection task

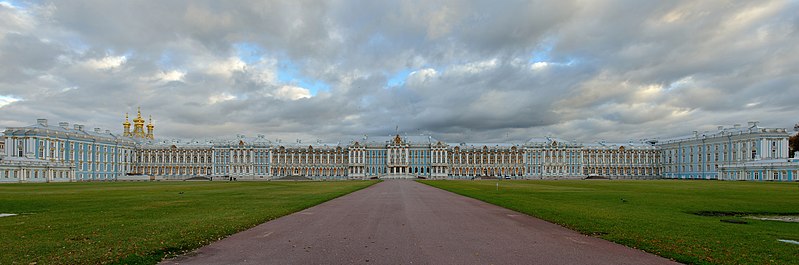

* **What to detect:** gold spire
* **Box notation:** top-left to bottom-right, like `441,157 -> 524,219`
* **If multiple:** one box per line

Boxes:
133,106 -> 145,123
146,115 -> 154,140
123,113 -> 131,137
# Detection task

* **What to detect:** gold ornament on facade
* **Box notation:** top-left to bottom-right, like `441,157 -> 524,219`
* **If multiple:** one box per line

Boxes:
122,113 -> 132,137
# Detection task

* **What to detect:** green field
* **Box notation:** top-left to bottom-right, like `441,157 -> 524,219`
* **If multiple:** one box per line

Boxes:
0,180 -> 376,264
419,180 -> 799,265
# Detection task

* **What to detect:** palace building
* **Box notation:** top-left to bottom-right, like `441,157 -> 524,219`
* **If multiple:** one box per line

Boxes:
653,122 -> 794,181
1,111 -> 797,183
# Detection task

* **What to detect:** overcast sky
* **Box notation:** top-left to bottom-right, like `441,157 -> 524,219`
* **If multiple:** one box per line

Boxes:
0,0 -> 797,143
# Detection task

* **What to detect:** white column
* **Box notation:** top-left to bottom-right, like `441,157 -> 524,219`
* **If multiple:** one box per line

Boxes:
783,139 -> 789,158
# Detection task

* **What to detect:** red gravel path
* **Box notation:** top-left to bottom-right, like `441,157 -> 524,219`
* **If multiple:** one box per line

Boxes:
161,180 -> 679,265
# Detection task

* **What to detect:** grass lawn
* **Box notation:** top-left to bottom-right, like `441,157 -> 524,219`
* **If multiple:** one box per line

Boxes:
0,180 -> 377,264
419,180 -> 799,265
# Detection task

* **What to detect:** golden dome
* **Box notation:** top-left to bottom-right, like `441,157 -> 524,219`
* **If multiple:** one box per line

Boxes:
123,113 -> 130,126
133,107 -> 145,124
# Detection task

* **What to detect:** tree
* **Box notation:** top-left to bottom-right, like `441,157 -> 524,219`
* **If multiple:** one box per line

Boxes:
790,133 -> 799,158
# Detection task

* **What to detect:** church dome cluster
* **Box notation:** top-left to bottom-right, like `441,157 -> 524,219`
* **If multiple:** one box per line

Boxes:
123,107 -> 154,140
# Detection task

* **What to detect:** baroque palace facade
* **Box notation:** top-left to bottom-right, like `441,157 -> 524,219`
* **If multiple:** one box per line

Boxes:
1,110 -> 797,183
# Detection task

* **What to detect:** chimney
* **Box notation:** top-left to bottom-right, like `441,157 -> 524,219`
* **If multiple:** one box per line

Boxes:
74,124 -> 84,131
692,131 -> 698,138
94,128 -> 101,133
59,122 -> 69,128
717,126 -> 724,131
105,130 -> 110,134
36,119 -> 47,126
734,124 -> 741,129
747,121 -> 759,128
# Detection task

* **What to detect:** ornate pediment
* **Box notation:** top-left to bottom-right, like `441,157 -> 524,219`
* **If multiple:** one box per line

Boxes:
393,134 -> 403,145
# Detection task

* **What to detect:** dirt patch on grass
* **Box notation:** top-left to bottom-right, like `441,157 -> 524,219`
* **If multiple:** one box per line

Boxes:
746,216 -> 799,223
691,211 -> 799,217
691,211 -> 799,223
691,211 -> 751,216
720,219 -> 748,224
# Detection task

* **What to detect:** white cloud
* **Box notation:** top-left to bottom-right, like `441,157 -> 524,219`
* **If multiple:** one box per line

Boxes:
530,61 -> 548,70
82,55 -> 127,70
149,70 -> 186,83
203,57 -> 246,77
208,93 -> 236,104
273,85 -> 311,100
406,68 -> 438,86
0,95 -> 21,108
449,59 -> 499,75
0,1 -> 34,38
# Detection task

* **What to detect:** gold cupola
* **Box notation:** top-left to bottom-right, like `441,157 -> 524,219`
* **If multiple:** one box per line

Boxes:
146,115 -> 154,139
132,107 -> 146,138
122,113 -> 131,137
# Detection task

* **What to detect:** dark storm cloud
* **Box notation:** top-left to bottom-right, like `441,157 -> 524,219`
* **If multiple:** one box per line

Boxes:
0,0 -> 797,143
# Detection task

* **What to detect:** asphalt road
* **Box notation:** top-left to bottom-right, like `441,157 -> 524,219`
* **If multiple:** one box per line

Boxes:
162,180 -> 679,265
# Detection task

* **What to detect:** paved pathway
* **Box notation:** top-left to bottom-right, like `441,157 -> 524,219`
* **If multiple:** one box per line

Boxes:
162,180 -> 678,265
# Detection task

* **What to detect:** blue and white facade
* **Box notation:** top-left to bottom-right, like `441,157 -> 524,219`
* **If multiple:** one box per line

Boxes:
654,122 -> 791,180
1,119 -> 134,182
718,156 -> 799,181
582,142 -> 660,179
524,138 -> 583,179
2,117 -> 797,182
449,142 -> 524,180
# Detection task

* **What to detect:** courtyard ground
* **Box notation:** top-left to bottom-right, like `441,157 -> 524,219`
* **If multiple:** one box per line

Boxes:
162,180 -> 676,265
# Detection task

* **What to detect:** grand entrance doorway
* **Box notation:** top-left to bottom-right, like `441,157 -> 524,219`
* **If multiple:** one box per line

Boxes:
382,166 -> 414,179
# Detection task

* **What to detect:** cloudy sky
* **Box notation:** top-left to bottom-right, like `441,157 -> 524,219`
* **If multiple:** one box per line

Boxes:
0,0 -> 797,143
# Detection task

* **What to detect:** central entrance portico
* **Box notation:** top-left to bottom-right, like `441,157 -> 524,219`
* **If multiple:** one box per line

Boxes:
380,173 -> 415,179
385,135 -> 412,179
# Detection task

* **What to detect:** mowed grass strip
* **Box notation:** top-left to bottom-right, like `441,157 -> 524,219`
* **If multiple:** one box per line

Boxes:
419,180 -> 799,265
0,180 -> 377,264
